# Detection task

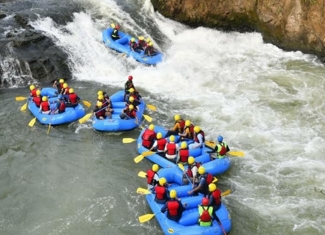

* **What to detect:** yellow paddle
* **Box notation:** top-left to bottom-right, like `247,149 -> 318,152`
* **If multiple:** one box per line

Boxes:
146,104 -> 157,111
142,114 -> 152,122
15,96 -> 28,101
20,103 -> 27,111
78,113 -> 93,124
138,213 -> 157,223
82,100 -> 91,108
178,163 -> 218,183
134,151 -> 155,163
138,171 -> 147,178
122,138 -> 136,144
28,117 -> 37,127
136,187 -> 151,195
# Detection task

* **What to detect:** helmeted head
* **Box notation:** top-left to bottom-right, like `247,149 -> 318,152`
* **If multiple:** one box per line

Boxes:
131,38 -> 135,42
148,124 -> 155,131
110,23 -> 116,28
63,83 -> 68,88
185,120 -> 191,127
128,104 -> 134,110
174,114 -> 180,121
152,164 -> 159,172
181,142 -> 187,149
129,96 -> 134,102
59,78 -> 64,83
129,88 -> 135,93
156,132 -> 162,139
69,88 -> 74,94
202,197 -> 209,206
97,101 -> 103,108
30,85 -> 35,91
170,190 -> 177,199
128,75 -> 133,80
98,95 -> 104,101
217,135 -> 223,142
159,177 -> 166,186
36,90 -> 41,96
42,96 -> 48,102
146,38 -> 151,43
188,156 -> 195,165
208,183 -> 217,192
194,126 -> 201,133
138,36 -> 144,41
148,42 -> 153,46
97,90 -> 103,96
169,135 -> 175,142
198,166 -> 205,175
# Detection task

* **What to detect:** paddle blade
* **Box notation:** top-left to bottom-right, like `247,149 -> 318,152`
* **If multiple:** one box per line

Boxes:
212,177 -> 218,183
221,189 -> 231,197
205,140 -> 215,148
142,114 -> 152,123
20,103 -> 27,111
78,113 -> 92,124
138,171 -> 147,178
136,187 -> 150,195
177,163 -> 185,171
15,96 -> 27,101
138,213 -> 155,223
228,151 -> 245,157
82,100 -> 91,108
146,104 -> 157,111
28,117 -> 37,127
122,138 -> 136,144
134,154 -> 145,163
142,151 -> 155,157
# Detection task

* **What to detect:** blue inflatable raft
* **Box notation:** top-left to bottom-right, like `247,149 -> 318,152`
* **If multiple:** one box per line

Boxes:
28,88 -> 86,125
143,167 -> 232,235
92,90 -> 146,132
102,28 -> 163,65
136,125 -> 231,176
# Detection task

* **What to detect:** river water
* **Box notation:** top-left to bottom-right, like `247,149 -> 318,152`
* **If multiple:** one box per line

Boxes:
1,0 -> 325,234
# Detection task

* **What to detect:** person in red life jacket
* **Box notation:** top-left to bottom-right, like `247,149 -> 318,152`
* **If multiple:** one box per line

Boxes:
144,42 -> 157,57
165,114 -> 186,138
198,197 -> 214,226
141,124 -> 156,149
98,94 -> 113,119
39,96 -> 50,114
164,135 -> 179,162
207,183 -> 222,212
146,164 -> 160,192
65,88 -> 80,108
111,24 -> 120,41
179,120 -> 194,140
153,177 -> 169,204
93,101 -> 106,120
188,166 -> 209,196
61,83 -> 70,101
53,78 -> 65,94
177,141 -> 189,164
54,95 -> 66,114
161,189 -> 186,222
127,88 -> 141,106
134,36 -> 145,52
29,84 -> 37,97
149,132 -> 167,157
32,90 -> 42,107
206,135 -> 230,160
129,37 -> 138,52
119,104 -> 139,123
182,156 -> 199,185
189,126 -> 205,149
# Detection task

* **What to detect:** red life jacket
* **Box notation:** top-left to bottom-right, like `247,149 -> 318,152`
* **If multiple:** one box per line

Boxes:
179,148 -> 189,162
202,173 -> 214,185
146,169 -> 155,185
125,109 -> 136,118
142,129 -> 155,148
129,41 -> 137,49
155,186 -> 166,200
33,96 -> 42,107
218,143 -> 227,155
69,93 -> 78,104
40,101 -> 50,111
95,107 -> 105,118
167,200 -> 179,216
185,124 -> 195,138
30,89 -> 37,97
59,83 -> 64,90
64,87 -> 70,95
187,162 -> 201,178
59,101 -> 66,112
211,189 -> 221,206
194,130 -> 205,143
199,206 -> 212,222
157,138 -> 167,151
166,142 -> 177,155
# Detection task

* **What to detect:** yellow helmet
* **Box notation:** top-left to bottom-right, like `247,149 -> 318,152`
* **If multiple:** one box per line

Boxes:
188,156 -> 195,165
97,91 -> 103,96
29,85 -> 35,90
194,126 -> 201,133
138,36 -> 144,40
131,37 -> 135,42
159,177 -> 166,186
157,132 -> 162,139
170,190 -> 177,199
97,101 -> 103,108
152,164 -> 159,172
129,88 -> 135,93
36,90 -> 41,96
69,88 -> 74,94
98,95 -> 104,100
146,38 -> 151,43
59,78 -> 64,83
174,114 -> 180,121
149,124 -> 155,131
148,42 -> 153,46
129,104 -> 134,110
42,96 -> 48,102
198,166 -> 205,175
169,135 -> 175,142
129,96 -> 134,102
209,183 -> 217,192
63,83 -> 68,88
110,23 -> 115,28
181,142 -> 187,149
185,120 -> 191,126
